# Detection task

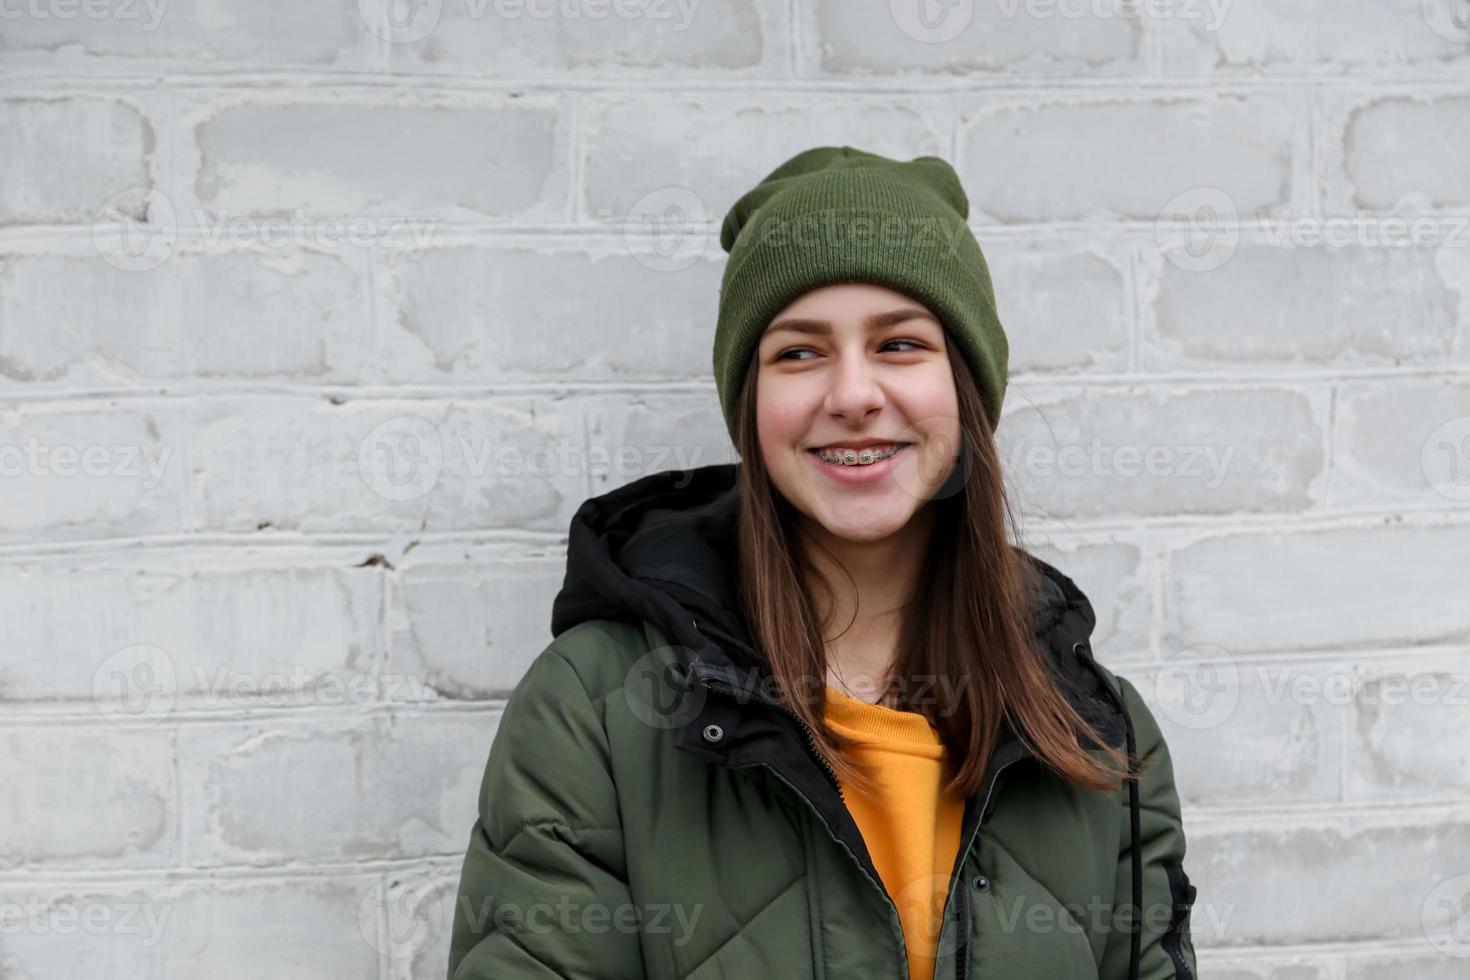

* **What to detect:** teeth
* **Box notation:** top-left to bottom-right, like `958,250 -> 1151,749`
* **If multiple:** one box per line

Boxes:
815,444 -> 905,466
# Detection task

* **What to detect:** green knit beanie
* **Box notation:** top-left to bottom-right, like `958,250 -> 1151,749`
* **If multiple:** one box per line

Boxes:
713,145 -> 1009,446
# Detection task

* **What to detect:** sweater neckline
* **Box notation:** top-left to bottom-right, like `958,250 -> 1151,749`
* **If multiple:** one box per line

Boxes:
821,683 -> 945,748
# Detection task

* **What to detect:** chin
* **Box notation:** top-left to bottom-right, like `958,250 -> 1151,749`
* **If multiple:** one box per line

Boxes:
806,501 -> 913,544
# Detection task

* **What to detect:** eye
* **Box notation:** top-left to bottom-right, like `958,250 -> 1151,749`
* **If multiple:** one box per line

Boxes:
775,339 -> 924,362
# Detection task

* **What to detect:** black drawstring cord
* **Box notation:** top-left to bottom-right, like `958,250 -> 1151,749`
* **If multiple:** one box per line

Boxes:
1075,642 -> 1142,980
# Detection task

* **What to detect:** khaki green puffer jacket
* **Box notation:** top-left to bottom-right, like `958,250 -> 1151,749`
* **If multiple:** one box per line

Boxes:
447,463 -> 1199,980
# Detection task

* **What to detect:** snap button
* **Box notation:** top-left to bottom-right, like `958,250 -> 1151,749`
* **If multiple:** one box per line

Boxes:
701,723 -> 725,743
971,874 -> 990,892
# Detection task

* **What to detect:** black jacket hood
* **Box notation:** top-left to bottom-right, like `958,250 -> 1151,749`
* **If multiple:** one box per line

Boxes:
550,461 -> 1126,748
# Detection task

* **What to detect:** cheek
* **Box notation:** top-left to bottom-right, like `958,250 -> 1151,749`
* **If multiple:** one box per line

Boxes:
755,380 -> 810,449
899,366 -> 960,425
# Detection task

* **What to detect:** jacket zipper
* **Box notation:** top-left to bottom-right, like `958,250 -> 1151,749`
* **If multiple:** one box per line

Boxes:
693,618 -> 1026,980
683,618 -> 1107,978
949,755 -> 1022,980
727,755 -> 912,980
722,673 -> 1024,980
688,620 -> 915,975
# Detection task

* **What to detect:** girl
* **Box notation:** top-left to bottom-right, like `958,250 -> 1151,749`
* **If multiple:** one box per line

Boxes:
447,146 -> 1198,980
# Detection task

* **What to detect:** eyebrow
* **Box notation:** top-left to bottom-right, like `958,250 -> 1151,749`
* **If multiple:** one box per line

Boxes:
764,307 -> 942,339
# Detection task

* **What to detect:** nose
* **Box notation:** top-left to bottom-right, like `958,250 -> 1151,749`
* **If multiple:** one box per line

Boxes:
822,348 -> 884,425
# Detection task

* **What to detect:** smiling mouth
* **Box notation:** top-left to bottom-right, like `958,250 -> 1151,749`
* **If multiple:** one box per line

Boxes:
809,443 -> 912,466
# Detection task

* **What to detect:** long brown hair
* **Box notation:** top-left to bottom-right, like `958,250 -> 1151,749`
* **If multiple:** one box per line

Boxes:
732,336 -> 1135,799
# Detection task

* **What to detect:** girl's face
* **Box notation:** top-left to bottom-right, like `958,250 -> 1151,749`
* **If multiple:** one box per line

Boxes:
754,282 -> 962,544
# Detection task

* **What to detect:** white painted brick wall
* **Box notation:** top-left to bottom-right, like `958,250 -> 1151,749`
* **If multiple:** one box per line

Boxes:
1,2 -> 1468,978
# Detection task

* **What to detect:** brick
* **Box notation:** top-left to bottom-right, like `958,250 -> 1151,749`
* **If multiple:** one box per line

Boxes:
1196,960 -> 1332,980
584,391 -> 739,490
1157,0 -> 1470,73
385,0 -> 772,74
0,0 -> 369,68
0,248 -> 372,386
390,551 -> 564,698
179,714 -> 493,864
1347,949 -> 1470,980
378,245 -> 723,382
1348,655 -> 1470,799
1344,95 -> 1470,211
958,94 -> 1298,223
0,878 -> 382,978
1331,377 -> 1470,508
0,97 -> 153,225
0,549 -> 381,705
1119,660 -> 1345,807
1145,243 -> 1468,369
0,728 -> 174,869
1165,524 -> 1470,654
1187,816 -> 1470,944
998,385 -> 1326,518
193,97 -> 568,221
0,400 -> 186,543
189,395 -> 589,534
807,0 -> 1143,76
989,245 -> 1130,373
582,95 -> 949,221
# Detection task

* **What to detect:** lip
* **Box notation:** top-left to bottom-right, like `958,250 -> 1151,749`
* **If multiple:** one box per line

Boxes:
807,443 -> 911,485
807,438 -> 907,452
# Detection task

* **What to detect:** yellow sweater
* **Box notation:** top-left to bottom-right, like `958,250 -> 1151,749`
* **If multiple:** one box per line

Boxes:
822,684 -> 966,980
